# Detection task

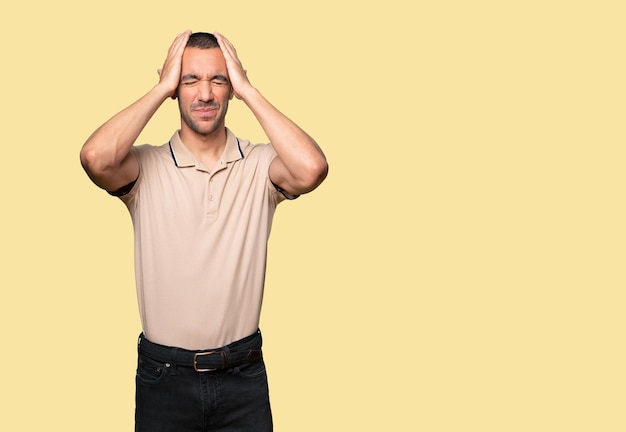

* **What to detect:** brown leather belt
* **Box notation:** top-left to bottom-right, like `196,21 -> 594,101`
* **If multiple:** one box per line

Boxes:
138,331 -> 263,372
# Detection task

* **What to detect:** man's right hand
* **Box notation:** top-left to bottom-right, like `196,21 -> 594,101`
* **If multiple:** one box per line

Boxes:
157,30 -> 192,99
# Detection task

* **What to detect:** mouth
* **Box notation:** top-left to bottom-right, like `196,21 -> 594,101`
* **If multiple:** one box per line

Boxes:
192,103 -> 219,118
194,107 -> 216,115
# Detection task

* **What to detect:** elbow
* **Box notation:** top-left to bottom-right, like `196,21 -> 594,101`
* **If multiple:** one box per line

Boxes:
80,142 -> 117,180
80,144 -> 96,173
79,145 -> 95,169
312,157 -> 329,188
80,144 -> 105,175
297,156 -> 329,194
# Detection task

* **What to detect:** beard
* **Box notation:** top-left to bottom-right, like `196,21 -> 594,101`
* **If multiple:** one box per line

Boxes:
179,100 -> 229,136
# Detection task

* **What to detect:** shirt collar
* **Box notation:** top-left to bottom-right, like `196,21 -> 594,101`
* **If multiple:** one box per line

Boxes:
168,128 -> 244,168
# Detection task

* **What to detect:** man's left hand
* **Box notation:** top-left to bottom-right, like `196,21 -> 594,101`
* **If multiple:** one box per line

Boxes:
215,32 -> 254,100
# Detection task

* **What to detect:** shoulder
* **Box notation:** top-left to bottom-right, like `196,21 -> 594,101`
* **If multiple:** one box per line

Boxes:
233,138 -> 296,202
239,140 -> 277,163
118,142 -> 171,203
132,142 -> 170,159
130,143 -> 174,171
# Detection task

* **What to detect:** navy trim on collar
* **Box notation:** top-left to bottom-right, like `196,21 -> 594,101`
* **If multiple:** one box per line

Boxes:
168,141 -> 179,167
236,138 -> 244,159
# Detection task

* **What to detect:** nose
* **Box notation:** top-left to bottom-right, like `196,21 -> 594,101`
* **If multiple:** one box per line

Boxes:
198,80 -> 214,101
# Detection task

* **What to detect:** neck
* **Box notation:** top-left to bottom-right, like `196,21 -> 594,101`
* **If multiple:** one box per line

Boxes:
179,125 -> 228,170
180,125 -> 227,154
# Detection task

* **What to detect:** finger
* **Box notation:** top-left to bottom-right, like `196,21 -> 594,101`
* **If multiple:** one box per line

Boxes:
215,32 -> 237,59
161,30 -> 191,74
168,30 -> 191,57
176,30 -> 192,52
159,30 -> 191,88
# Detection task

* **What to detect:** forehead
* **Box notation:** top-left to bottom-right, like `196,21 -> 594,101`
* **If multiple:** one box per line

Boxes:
181,47 -> 227,75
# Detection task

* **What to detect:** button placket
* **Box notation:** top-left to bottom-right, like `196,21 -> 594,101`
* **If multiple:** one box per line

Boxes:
205,172 -> 221,218
205,162 -> 229,219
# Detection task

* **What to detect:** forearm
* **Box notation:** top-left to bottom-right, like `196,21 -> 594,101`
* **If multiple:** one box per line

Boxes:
240,87 -> 328,192
81,84 -> 170,174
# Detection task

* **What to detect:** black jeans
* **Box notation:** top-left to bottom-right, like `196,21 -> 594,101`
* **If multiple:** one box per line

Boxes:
135,331 -> 273,431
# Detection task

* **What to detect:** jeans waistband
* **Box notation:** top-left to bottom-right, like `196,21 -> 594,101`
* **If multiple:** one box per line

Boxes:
138,330 -> 263,372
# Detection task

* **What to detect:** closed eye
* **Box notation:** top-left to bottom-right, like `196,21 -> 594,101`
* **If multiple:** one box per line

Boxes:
180,74 -> 200,86
211,75 -> 229,86
180,75 -> 229,87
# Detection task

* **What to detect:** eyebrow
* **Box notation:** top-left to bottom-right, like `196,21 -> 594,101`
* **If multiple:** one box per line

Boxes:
211,75 -> 229,82
180,74 -> 200,82
180,74 -> 229,82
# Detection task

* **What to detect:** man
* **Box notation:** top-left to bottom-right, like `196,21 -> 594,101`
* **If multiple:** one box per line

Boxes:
80,30 -> 328,431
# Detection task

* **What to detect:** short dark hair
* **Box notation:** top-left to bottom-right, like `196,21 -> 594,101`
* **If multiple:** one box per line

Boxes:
186,32 -> 219,49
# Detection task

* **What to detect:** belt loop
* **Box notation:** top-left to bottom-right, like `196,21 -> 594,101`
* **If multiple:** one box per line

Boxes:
221,345 -> 231,370
169,347 -> 178,375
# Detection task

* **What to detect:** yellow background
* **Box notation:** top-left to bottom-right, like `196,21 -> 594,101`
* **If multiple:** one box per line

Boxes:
1,1 -> 624,430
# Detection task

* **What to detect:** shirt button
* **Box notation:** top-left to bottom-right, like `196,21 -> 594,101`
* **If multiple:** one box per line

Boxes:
208,195 -> 214,201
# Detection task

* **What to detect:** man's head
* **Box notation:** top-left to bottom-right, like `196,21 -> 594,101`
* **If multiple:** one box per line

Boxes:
186,32 -> 220,50
177,32 -> 233,138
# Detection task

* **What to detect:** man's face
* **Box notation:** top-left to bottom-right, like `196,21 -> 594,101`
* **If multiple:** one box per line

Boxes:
177,47 -> 233,137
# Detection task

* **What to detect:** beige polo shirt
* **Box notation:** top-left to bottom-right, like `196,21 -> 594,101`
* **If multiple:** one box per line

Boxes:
120,128 -> 288,350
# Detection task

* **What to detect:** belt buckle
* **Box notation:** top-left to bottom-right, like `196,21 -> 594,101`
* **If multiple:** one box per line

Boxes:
193,351 -> 225,372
